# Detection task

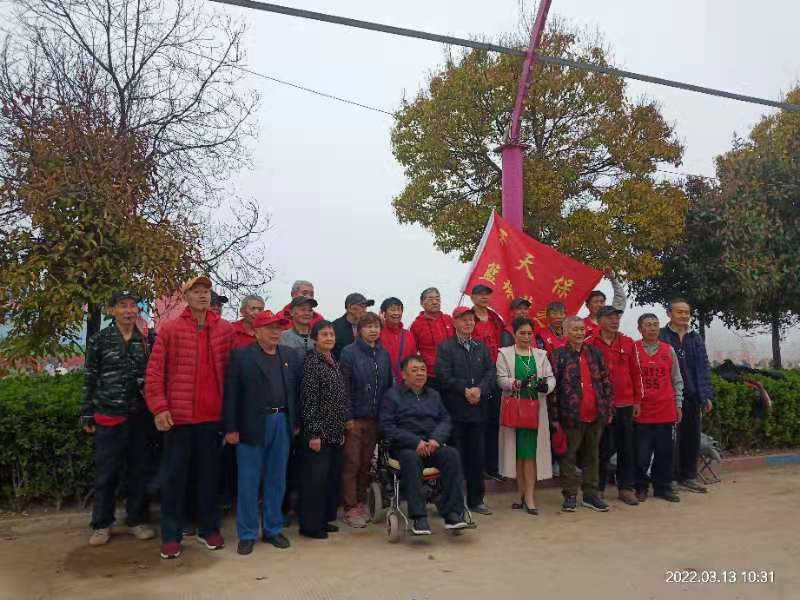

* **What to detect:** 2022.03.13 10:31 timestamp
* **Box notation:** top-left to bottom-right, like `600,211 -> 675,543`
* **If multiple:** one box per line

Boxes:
665,570 -> 775,584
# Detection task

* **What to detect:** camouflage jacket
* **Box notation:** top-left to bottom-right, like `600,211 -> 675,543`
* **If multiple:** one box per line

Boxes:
81,323 -> 150,422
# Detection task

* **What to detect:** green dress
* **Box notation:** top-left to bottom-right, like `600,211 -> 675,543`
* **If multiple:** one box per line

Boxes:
514,352 -> 539,460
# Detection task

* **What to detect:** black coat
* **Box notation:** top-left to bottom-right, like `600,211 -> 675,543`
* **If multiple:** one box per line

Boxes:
332,314 -> 357,360
223,343 -> 302,445
434,336 -> 496,423
339,338 -> 393,420
380,384 -> 452,450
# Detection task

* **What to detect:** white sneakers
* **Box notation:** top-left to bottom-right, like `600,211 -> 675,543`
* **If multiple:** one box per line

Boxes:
89,524 -> 155,546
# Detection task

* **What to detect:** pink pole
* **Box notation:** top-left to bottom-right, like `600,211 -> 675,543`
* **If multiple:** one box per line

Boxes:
500,0 -> 552,231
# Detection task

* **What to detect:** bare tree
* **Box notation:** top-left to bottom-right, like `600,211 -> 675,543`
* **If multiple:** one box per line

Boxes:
1,0 -> 271,311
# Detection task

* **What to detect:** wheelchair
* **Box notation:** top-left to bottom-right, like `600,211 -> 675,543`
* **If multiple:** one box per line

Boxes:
367,441 -> 476,543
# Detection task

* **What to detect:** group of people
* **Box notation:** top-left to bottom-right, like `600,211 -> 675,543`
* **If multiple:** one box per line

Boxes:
80,275 -> 713,558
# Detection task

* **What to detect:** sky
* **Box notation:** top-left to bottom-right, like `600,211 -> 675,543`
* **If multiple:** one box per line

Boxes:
211,0 -> 800,362
8,0 -> 793,361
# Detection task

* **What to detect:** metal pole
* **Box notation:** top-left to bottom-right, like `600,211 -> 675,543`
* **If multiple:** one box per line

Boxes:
499,0 -> 552,231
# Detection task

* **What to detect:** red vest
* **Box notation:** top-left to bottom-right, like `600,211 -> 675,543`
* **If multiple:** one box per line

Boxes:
635,340 -> 677,424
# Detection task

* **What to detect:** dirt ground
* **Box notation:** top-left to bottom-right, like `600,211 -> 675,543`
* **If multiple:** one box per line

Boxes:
0,465 -> 797,600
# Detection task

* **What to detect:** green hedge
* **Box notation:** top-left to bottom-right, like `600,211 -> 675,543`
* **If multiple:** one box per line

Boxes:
1,370 -> 799,509
0,372 -> 92,510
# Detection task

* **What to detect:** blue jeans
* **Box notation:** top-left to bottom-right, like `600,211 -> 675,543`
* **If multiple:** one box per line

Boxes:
236,413 -> 290,540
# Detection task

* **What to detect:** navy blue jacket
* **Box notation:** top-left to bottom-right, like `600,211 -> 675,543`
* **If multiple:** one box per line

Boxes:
434,336 -> 496,423
380,384 -> 452,450
659,325 -> 713,406
339,338 -> 393,420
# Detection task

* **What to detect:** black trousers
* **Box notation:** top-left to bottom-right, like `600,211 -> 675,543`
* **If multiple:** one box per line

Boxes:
676,402 -> 702,480
299,443 -> 342,534
599,406 -> 636,491
484,388 -> 500,475
282,436 -> 302,517
91,412 -> 152,529
160,422 -> 222,542
394,446 -> 465,518
451,421 -> 486,508
636,423 -> 674,494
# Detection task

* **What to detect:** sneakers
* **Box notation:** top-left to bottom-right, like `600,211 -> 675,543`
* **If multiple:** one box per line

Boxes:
470,503 -> 493,515
262,532 -> 291,549
618,489 -> 640,506
444,513 -> 468,530
582,495 -> 610,512
160,541 -> 182,559
678,479 -> 708,494
635,489 -> 649,503
299,529 -> 328,539
237,539 -> 255,555
197,531 -> 225,550
654,489 -> 681,503
89,528 -> 110,547
130,524 -> 156,540
410,517 -> 432,535
182,526 -> 197,538
343,508 -> 367,528
561,496 -> 577,512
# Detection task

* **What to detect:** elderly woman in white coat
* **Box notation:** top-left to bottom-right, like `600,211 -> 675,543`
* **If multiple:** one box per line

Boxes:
496,317 -> 555,514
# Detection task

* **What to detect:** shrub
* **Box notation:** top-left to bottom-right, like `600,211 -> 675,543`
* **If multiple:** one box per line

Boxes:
0,372 -> 92,510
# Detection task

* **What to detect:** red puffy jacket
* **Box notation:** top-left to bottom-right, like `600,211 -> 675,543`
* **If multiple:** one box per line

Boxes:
380,322 -> 418,383
410,311 -> 454,378
145,308 -> 234,424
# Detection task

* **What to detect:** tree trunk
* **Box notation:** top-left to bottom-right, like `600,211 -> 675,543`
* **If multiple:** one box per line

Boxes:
771,315 -> 783,370
85,304 -> 102,348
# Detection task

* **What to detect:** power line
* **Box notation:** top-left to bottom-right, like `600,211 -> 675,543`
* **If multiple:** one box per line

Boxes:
208,0 -> 800,113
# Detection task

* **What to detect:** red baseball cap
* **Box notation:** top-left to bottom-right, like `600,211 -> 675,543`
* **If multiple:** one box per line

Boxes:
452,306 -> 476,320
252,310 -> 290,329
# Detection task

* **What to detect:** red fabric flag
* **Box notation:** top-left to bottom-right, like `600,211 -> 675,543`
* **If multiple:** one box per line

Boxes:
462,212 -> 602,328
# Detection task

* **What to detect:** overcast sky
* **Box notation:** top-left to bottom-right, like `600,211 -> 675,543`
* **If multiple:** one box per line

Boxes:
216,1 -> 800,361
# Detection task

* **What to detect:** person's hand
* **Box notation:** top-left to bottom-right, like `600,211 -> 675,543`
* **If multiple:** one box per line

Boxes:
428,439 -> 440,453
512,379 -> 522,391
467,387 -> 481,404
293,427 -> 300,437
607,411 -> 614,425
83,424 -> 95,434
704,399 -> 713,415
309,437 -> 322,452
416,440 -> 428,456
676,407 -> 683,423
603,267 -> 615,278
345,419 -> 355,431
633,404 -> 641,419
225,432 -> 240,445
154,410 -> 174,432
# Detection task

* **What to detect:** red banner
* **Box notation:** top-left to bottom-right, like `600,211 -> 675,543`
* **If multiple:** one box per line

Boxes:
463,212 -> 602,328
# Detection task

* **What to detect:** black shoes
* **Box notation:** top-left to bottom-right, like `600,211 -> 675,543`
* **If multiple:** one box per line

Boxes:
263,532 -> 290,549
324,523 -> 339,533
444,513 -> 468,530
237,539 -> 255,555
562,495 -> 577,512
299,529 -> 328,539
582,495 -> 610,512
654,489 -> 681,503
678,479 -> 708,493
484,471 -> 506,482
410,517 -> 432,535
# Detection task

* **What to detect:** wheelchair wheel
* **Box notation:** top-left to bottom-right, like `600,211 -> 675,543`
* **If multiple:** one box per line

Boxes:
386,512 -> 403,543
368,481 -> 385,523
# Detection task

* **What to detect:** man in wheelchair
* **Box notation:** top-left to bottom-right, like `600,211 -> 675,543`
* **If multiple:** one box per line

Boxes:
379,355 -> 470,535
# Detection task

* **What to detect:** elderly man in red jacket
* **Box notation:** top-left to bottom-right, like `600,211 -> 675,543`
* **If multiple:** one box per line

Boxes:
145,275 -> 234,560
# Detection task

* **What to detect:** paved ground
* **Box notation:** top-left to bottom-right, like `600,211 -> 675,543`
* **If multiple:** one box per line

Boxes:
1,465 -> 797,600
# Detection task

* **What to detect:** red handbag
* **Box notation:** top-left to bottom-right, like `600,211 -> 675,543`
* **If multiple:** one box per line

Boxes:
551,424 -> 568,457
500,391 -> 540,429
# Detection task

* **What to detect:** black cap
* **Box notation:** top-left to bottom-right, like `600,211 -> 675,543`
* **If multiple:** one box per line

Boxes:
597,305 -> 624,318
210,290 -> 229,306
290,296 -> 319,309
471,284 -> 493,295
110,290 -> 139,306
510,297 -> 532,309
380,297 -> 404,312
345,292 -> 375,308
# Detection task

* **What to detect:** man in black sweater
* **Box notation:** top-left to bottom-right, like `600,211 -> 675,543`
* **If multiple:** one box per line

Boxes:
380,355 -> 469,535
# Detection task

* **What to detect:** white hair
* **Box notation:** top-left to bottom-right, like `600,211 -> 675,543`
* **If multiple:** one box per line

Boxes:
291,280 -> 314,295
563,315 -> 584,330
240,294 -> 265,310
